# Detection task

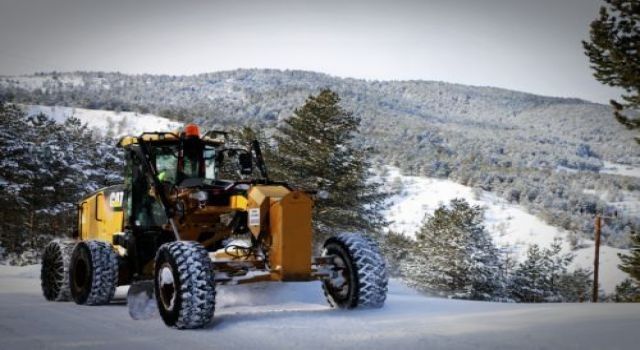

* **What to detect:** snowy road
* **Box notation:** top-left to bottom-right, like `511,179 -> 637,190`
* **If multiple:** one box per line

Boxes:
1,265 -> 639,350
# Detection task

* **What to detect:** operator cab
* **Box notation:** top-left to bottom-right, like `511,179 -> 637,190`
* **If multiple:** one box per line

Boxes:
118,124 -> 257,233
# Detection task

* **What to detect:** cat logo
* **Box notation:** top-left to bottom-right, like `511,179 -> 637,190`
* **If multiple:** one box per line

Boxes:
109,191 -> 124,209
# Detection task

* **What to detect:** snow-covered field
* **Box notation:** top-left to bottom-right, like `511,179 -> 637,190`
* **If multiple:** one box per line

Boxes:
382,167 -> 628,293
24,105 -> 182,137
601,161 -> 640,178
1,264 -> 639,350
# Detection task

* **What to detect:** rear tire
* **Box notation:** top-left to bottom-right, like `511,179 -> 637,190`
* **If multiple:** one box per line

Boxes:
69,240 -> 119,305
41,240 -> 75,301
154,241 -> 216,329
322,233 -> 388,309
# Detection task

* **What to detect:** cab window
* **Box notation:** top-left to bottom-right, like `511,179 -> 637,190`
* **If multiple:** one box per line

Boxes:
204,146 -> 217,180
154,145 -> 178,184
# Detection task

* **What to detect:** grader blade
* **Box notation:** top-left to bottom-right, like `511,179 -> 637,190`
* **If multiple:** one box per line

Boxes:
127,281 -> 157,320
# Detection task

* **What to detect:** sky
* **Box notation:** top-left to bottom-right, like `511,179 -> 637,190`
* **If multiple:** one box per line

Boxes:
0,0 -> 624,104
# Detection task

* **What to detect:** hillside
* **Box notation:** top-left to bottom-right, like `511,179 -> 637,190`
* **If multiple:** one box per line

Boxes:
24,105 -> 182,137
381,166 -> 627,293
2,70 -> 639,247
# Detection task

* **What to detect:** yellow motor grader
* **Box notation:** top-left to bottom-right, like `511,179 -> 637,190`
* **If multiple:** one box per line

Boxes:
40,124 -> 387,329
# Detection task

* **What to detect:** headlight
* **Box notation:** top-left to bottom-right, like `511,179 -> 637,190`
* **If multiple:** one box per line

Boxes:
189,191 -> 208,202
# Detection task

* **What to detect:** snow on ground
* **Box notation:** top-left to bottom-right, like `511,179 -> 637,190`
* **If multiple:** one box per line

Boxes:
23,105 -> 182,137
583,188 -> 640,219
1,264 -> 639,350
601,161 -> 640,178
572,245 -> 629,294
381,166 -> 628,293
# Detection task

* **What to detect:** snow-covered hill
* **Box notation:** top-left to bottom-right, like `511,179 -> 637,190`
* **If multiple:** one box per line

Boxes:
24,105 -> 182,137
381,167 -> 628,294
1,264 -> 639,350
601,161 -> 640,178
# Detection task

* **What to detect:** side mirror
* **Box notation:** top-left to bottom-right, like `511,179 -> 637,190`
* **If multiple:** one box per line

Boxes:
238,152 -> 253,175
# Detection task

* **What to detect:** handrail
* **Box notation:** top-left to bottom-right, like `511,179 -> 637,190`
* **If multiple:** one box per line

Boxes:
95,193 -> 103,222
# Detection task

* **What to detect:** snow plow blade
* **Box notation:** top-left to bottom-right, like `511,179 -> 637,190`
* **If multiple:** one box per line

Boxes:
127,281 -> 157,320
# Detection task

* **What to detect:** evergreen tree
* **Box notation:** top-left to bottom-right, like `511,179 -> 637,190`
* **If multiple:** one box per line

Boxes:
618,228 -> 640,282
614,278 -> 640,302
379,231 -> 413,277
274,89 -> 387,245
583,0 -> 640,142
401,198 -> 502,300
615,228 -> 640,300
508,240 -> 575,302
0,103 -> 122,264
543,239 -> 575,301
558,268 -> 593,302
509,244 -> 547,302
0,103 -> 36,254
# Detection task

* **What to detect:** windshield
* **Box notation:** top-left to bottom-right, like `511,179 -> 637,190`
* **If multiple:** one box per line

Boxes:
204,146 -> 217,180
154,145 -> 178,184
182,144 -> 200,180
151,141 -> 224,186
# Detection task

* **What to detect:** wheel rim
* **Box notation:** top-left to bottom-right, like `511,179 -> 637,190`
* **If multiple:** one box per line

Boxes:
158,264 -> 177,311
73,259 -> 88,291
325,249 -> 351,301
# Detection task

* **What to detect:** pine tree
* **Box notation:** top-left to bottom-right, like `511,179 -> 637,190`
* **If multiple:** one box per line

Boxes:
543,239 -> 574,301
583,0 -> 640,142
509,244 -> 547,302
618,228 -> 640,282
614,278 -> 640,302
274,89 -> 387,245
379,231 -> 413,277
508,240 -> 575,302
0,103 -> 122,263
401,198 -> 502,300
615,228 -> 640,301
558,268 -> 593,302
0,103 -> 35,254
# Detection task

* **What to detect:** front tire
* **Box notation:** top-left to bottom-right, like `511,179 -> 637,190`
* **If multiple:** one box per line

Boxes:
154,241 -> 216,329
322,233 -> 388,309
41,240 -> 75,301
69,240 -> 119,305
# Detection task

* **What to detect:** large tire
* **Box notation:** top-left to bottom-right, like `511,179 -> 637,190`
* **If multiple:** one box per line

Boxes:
69,240 -> 119,305
154,241 -> 216,329
41,240 -> 75,301
322,233 -> 388,309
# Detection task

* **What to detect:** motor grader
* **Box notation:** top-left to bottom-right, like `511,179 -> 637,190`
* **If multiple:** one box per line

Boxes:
40,123 -> 387,329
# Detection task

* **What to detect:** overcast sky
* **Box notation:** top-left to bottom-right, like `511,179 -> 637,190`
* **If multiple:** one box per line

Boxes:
0,0 -> 624,103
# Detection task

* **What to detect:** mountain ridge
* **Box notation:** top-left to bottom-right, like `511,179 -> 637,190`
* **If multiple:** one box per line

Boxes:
0,68 -> 603,105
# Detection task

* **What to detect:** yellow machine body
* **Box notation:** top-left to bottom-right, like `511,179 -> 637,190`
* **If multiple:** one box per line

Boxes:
246,186 -> 313,281
77,185 -> 125,244
77,181 -> 315,282
76,128 -> 317,284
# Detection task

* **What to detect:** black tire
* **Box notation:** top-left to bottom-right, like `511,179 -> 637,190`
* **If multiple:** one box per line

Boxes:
154,241 -> 216,329
41,240 -> 75,301
322,233 -> 388,309
69,240 -> 119,305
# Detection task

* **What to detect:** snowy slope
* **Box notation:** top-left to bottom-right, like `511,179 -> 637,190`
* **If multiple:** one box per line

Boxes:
1,264 -> 639,350
601,161 -> 640,178
23,105 -> 182,137
381,167 -> 628,293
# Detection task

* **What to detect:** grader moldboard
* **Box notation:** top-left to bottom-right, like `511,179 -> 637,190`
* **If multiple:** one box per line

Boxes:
40,124 -> 388,329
